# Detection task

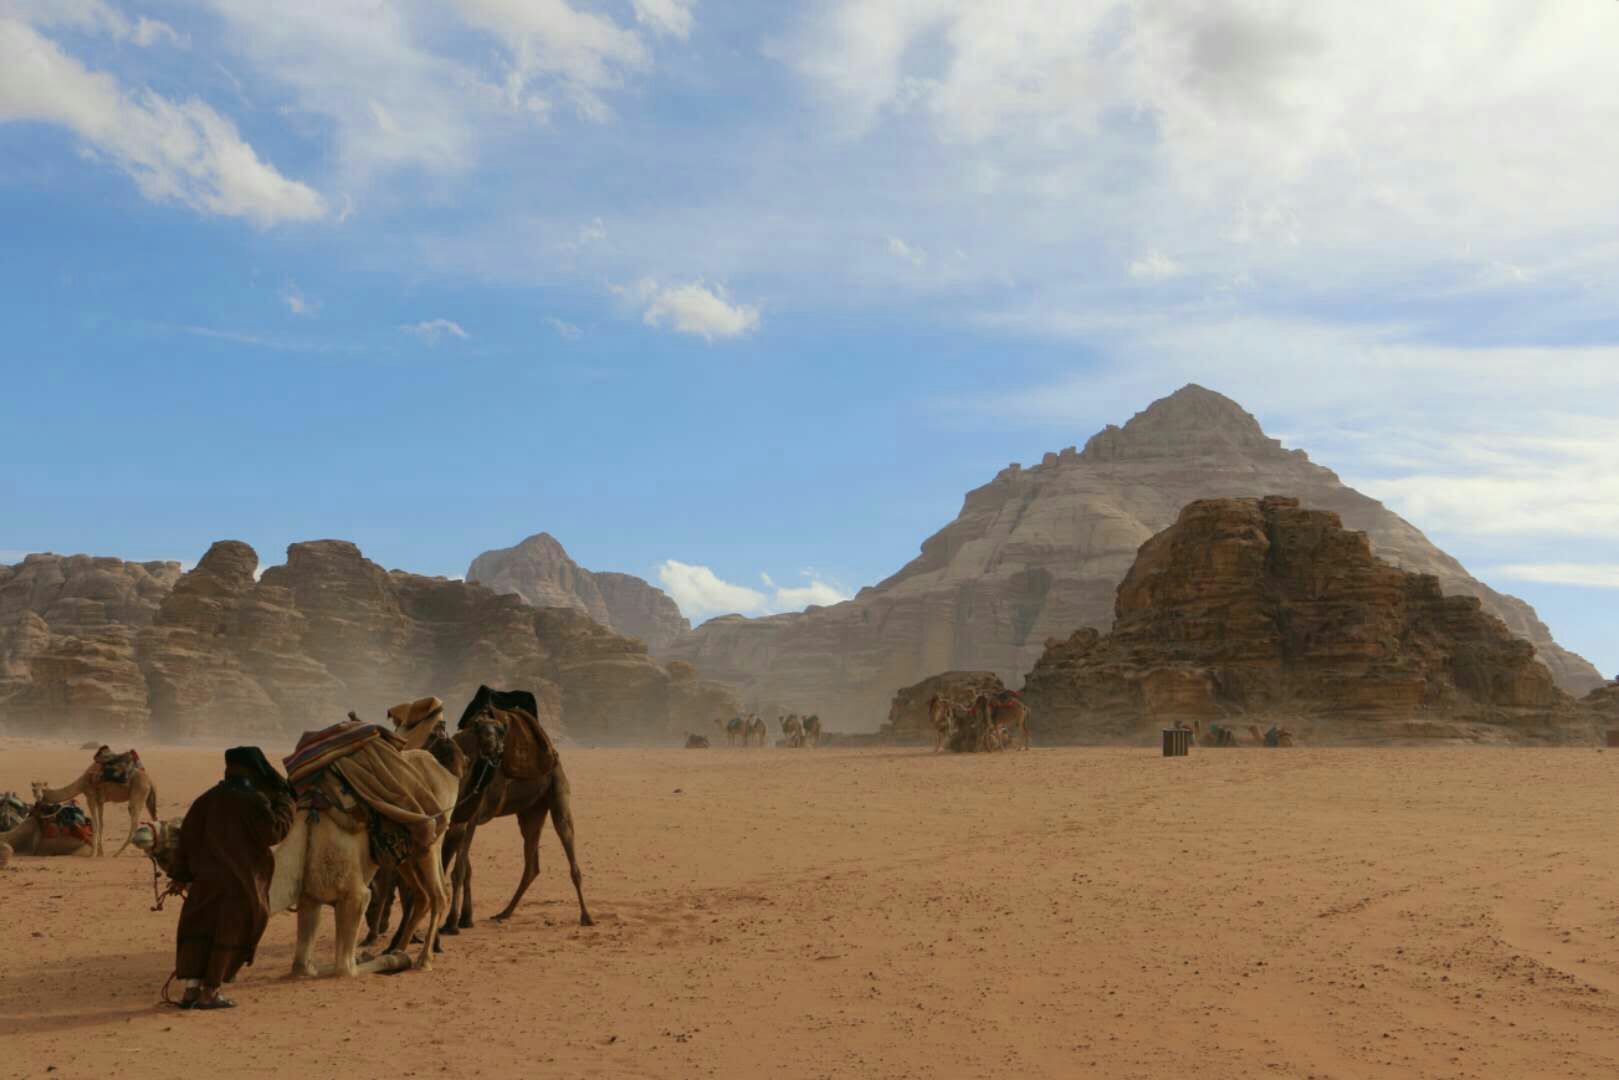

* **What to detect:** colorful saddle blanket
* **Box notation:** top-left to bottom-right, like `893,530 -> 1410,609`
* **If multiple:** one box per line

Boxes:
94,748 -> 141,785
0,791 -> 28,831
36,801 -> 94,844
283,721 -> 404,792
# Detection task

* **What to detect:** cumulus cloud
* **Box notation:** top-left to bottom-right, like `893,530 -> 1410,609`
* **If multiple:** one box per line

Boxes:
455,0 -> 649,121
1488,564 -> 1619,590
660,561 -> 851,620
401,318 -> 470,343
0,19 -> 325,225
632,0 -> 695,40
2,0 -> 184,46
545,316 -> 581,340
633,279 -> 760,341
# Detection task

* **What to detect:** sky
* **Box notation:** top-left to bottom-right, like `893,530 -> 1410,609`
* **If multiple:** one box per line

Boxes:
0,1 -> 1615,679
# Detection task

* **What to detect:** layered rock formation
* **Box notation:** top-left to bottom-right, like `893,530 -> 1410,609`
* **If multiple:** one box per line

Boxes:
0,555 -> 184,734
1021,497 -> 1588,744
667,385 -> 1602,728
467,533 -> 689,654
1,541 -> 736,743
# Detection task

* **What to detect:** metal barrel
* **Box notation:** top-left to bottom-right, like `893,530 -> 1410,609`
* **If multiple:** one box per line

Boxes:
1162,728 -> 1190,756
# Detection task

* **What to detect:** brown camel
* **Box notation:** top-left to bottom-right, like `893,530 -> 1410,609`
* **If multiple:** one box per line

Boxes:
802,714 -> 823,747
1,800 -> 94,856
925,694 -> 956,753
745,715 -> 767,746
714,716 -> 746,746
985,693 -> 1031,750
1247,723 -> 1296,747
0,791 -> 27,832
439,686 -> 592,934
685,733 -> 710,748
31,749 -> 157,857
780,714 -> 805,748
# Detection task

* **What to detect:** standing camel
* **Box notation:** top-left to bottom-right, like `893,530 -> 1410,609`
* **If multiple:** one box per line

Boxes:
440,685 -> 593,933
985,692 -> 1032,750
31,749 -> 156,857
745,715 -> 768,747
802,714 -> 823,747
715,716 -> 745,746
780,714 -> 805,748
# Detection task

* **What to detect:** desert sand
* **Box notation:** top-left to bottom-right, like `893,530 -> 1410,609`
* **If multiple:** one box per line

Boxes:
4,740 -> 1619,1079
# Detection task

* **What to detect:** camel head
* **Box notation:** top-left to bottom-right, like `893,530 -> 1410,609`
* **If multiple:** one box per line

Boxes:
29,781 -> 47,804
466,710 -> 507,762
129,822 -> 158,854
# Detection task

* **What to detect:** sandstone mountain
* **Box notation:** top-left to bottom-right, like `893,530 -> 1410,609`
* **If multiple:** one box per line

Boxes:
0,554 -> 184,733
0,541 -> 736,742
1021,496 -> 1588,744
467,533 -> 690,654
666,385 -> 1602,727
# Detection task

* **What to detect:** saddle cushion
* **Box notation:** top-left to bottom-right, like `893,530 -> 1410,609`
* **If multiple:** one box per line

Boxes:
37,802 -> 94,844
284,721 -> 403,790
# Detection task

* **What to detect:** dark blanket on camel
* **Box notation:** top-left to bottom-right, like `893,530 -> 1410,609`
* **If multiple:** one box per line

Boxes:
457,685 -> 557,781
170,778 -> 294,986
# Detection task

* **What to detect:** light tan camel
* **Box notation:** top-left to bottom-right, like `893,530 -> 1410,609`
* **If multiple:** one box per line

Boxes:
714,716 -> 745,746
780,714 -> 805,748
31,752 -> 157,857
802,714 -> 822,747
1,802 -> 93,856
985,694 -> 1031,750
272,748 -> 457,974
746,715 -> 768,747
1246,723 -> 1296,748
926,694 -> 955,753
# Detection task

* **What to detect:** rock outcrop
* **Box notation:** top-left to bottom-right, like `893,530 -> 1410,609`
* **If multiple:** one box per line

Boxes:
882,671 -> 1008,743
666,385 -> 1603,728
1020,497 -> 1588,744
0,555 -> 184,734
466,533 -> 689,654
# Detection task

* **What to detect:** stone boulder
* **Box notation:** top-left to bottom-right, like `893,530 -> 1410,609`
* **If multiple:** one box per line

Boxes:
1020,497 -> 1586,744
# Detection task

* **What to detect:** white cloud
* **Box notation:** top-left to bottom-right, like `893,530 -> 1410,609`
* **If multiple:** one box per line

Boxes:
545,316 -> 581,340
886,235 -> 926,268
633,0 -> 694,41
1489,564 -> 1619,590
401,318 -> 470,343
454,0 -> 648,121
772,575 -> 851,610
1128,251 -> 1180,281
658,560 -> 767,618
2,1 -> 184,47
634,278 -> 760,341
281,284 -> 317,317
0,19 -> 325,225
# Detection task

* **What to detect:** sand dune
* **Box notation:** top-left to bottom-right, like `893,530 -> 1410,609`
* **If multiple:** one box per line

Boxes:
4,740 -> 1619,1079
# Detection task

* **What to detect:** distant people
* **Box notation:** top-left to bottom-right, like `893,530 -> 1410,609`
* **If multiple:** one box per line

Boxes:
168,747 -> 294,1010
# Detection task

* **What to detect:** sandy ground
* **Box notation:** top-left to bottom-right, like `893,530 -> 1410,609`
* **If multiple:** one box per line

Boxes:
4,741 -> 1619,1079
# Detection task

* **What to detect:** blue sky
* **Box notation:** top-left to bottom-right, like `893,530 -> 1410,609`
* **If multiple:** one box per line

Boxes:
1,1 -> 1615,679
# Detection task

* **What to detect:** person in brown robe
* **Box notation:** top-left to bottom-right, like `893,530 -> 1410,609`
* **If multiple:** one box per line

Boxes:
170,746 -> 294,1010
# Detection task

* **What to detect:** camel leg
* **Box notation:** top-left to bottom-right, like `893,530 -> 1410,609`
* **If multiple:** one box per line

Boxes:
362,866 -> 395,947
292,902 -> 321,977
89,796 -> 103,857
441,823 -> 472,932
111,799 -> 140,857
453,822 -> 479,930
550,777 -> 593,927
333,888 -> 367,977
492,804 -> 549,922
410,851 -> 448,969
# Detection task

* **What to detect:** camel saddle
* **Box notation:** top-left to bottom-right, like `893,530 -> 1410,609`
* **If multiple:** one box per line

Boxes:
35,801 -> 93,844
456,685 -> 557,781
285,720 -> 446,861
93,747 -> 141,785
0,791 -> 27,832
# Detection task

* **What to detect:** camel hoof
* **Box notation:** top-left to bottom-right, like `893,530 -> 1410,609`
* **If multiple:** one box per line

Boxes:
439,924 -> 459,936
580,914 -> 595,927
289,965 -> 318,979
457,915 -> 473,929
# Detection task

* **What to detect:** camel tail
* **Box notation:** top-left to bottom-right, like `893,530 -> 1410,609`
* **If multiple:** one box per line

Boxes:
146,783 -> 158,820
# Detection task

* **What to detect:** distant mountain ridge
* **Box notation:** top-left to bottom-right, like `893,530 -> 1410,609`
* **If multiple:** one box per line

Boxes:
663,385 -> 1603,728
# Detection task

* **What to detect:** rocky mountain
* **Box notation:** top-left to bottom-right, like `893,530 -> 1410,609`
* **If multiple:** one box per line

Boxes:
666,385 -> 1602,728
466,533 -> 690,654
0,541 -> 736,742
0,555 -> 184,733
1021,496 -> 1588,744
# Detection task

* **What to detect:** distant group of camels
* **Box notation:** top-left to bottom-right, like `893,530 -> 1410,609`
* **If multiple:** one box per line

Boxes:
708,713 -> 823,748
927,690 -> 1032,753
1,686 -> 592,980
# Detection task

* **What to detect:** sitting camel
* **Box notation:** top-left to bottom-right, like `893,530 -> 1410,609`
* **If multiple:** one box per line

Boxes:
439,686 -> 592,933
31,748 -> 157,857
802,714 -> 823,748
780,714 -> 805,748
1,799 -> 94,856
273,738 -> 458,974
685,733 -> 710,748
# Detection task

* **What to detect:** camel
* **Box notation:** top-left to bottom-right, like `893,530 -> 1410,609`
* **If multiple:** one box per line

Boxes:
1246,723 -> 1296,748
32,749 -> 157,857
985,693 -> 1031,750
715,716 -> 745,746
273,747 -> 458,974
440,687 -> 592,933
802,714 -> 822,748
746,714 -> 768,747
1,800 -> 94,856
0,791 -> 27,832
780,714 -> 805,748
1190,720 -> 1238,748
364,703 -> 467,950
685,734 -> 710,748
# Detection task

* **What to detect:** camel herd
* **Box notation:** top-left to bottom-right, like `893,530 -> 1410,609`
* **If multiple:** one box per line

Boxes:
709,713 -> 823,748
1,686 -> 591,982
926,690 -> 1033,753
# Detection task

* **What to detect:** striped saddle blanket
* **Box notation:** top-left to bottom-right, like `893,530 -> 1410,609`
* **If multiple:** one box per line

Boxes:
284,721 -> 404,792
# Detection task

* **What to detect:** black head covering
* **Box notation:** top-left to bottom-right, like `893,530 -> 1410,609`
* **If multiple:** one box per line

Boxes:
224,746 -> 289,792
